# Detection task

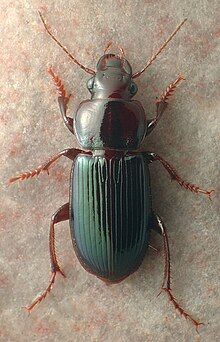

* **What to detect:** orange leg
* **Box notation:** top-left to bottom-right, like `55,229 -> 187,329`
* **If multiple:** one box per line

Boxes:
8,148 -> 83,184
48,67 -> 74,133
25,203 -> 69,312
146,152 -> 214,198
146,75 -> 185,135
151,213 -> 204,332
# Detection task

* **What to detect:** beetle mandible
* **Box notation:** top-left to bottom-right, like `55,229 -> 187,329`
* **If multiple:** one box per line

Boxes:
10,13 -> 214,331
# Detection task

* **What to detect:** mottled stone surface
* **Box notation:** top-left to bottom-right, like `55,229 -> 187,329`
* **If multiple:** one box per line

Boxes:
1,0 -> 219,341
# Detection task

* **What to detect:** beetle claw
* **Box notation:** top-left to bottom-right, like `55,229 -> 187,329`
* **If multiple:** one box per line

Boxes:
207,189 -> 215,200
195,322 -> 205,334
24,307 -> 31,314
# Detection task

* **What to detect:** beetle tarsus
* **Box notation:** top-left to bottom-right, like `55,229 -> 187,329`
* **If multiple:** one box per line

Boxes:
157,75 -> 185,104
147,152 -> 214,198
48,67 -> 71,100
8,148 -> 83,184
146,75 -> 184,135
24,271 -> 57,312
8,166 -> 49,184
48,67 -> 74,133
161,287 -> 204,332
151,214 -> 204,331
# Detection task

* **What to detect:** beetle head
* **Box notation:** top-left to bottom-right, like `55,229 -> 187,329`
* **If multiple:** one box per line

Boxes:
87,54 -> 138,99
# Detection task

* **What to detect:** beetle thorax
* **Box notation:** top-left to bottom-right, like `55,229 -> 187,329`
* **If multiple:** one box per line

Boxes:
74,54 -> 145,151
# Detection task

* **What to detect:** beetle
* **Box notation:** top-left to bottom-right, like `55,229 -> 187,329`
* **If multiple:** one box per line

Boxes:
9,13 -> 214,331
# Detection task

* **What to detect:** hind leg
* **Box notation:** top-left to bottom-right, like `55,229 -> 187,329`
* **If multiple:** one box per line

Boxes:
25,202 -> 69,312
150,213 -> 204,331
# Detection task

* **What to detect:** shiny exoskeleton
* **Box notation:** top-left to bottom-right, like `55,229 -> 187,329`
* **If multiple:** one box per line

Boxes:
9,13 -> 214,331
71,55 -> 150,282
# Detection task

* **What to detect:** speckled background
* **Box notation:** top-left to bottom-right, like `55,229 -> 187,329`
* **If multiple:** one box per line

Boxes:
1,1 -> 219,341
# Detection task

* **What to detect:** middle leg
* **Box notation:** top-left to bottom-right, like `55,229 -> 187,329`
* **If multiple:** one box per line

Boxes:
9,148 -> 85,183
144,152 -> 214,198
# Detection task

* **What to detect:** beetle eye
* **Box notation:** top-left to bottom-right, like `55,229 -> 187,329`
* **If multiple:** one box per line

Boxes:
130,83 -> 138,95
87,77 -> 94,92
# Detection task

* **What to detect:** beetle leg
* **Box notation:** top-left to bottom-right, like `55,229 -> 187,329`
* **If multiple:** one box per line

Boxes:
8,148 -> 84,183
146,152 -> 214,199
146,75 -> 185,135
25,202 -> 69,312
48,67 -> 74,134
151,213 -> 204,331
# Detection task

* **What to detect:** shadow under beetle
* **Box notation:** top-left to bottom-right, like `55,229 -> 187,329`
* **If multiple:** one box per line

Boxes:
10,13 -> 214,331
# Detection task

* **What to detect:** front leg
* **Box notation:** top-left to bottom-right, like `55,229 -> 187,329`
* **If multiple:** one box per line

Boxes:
144,152 -> 214,198
48,67 -> 74,134
8,148 -> 86,183
146,75 -> 184,135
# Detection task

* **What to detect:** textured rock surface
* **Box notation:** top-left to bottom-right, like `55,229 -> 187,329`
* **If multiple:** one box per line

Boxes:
1,0 -> 219,341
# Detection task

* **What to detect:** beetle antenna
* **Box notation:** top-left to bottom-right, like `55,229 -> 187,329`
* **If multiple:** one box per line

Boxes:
38,11 -> 95,75
132,18 -> 187,79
